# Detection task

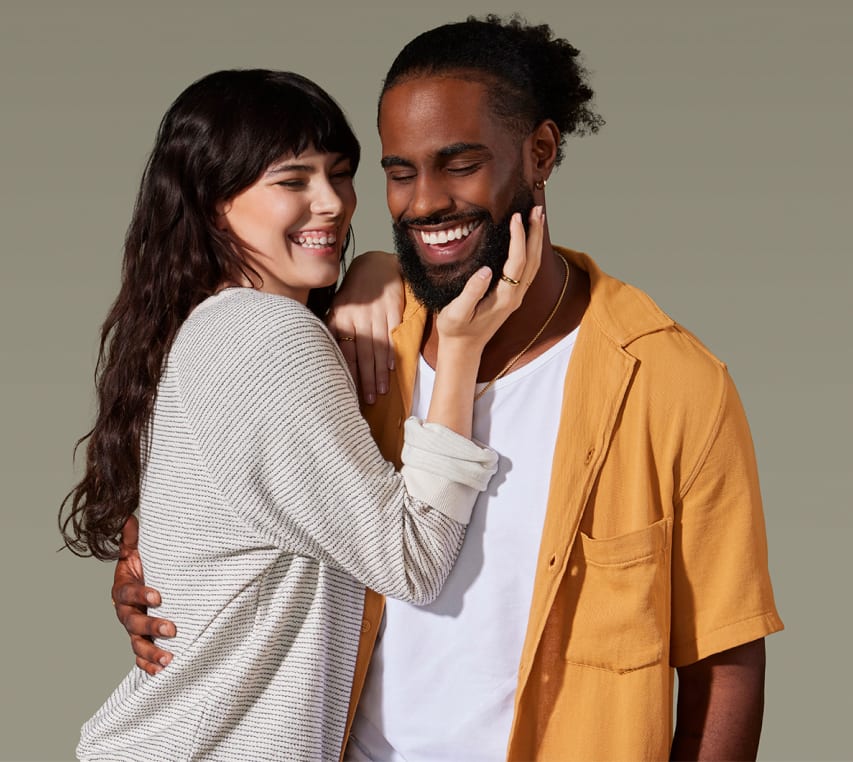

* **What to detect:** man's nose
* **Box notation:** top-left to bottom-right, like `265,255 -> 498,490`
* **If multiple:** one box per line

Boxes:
409,174 -> 453,220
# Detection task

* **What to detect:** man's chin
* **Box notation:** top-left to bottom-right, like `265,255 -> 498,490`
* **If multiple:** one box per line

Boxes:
400,259 -> 471,312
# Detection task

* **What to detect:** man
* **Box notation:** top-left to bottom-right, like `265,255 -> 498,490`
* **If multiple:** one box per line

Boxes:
113,15 -> 782,760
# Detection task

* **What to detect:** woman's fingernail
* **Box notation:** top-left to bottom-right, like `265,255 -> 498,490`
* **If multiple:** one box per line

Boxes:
158,623 -> 171,636
478,267 -> 492,280
159,655 -> 171,666
378,382 -> 388,395
146,592 -> 159,605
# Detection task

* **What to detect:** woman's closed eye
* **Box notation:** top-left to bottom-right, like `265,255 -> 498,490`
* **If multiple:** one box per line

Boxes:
276,178 -> 307,190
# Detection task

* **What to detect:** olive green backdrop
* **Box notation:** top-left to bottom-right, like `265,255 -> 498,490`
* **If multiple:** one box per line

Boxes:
2,1 -> 850,759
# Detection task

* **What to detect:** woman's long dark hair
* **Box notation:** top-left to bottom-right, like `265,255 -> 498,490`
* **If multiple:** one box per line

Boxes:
59,69 -> 361,559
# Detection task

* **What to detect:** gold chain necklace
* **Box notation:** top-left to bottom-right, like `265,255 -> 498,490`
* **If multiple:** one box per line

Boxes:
474,254 -> 570,401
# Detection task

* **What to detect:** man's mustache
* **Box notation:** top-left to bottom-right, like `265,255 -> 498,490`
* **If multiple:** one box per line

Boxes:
398,211 -> 486,228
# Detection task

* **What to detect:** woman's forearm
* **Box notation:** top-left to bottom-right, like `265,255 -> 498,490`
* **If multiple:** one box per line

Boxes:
426,342 -> 480,438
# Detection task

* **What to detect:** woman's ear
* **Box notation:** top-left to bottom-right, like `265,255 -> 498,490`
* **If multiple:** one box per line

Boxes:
214,201 -> 232,230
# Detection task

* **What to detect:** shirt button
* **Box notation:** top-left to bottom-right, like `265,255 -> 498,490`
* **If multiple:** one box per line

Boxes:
361,619 -> 371,634
584,446 -> 595,464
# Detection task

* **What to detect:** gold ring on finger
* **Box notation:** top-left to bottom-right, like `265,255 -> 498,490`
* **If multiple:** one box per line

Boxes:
500,274 -> 521,286
338,336 -> 355,342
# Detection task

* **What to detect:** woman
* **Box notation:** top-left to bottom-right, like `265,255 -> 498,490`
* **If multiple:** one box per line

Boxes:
59,69 -> 542,760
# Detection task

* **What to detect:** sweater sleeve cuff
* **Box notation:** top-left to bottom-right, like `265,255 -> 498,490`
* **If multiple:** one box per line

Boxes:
400,417 -> 499,525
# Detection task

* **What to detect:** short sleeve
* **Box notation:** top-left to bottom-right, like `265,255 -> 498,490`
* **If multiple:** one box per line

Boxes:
670,370 -> 784,666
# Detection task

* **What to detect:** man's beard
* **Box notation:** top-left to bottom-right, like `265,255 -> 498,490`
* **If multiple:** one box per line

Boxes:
392,183 -> 536,312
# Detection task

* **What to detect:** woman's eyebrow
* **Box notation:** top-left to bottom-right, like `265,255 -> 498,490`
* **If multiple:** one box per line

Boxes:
265,163 -> 314,175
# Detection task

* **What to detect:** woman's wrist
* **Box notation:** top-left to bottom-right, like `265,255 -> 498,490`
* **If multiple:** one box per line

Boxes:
435,342 -> 481,380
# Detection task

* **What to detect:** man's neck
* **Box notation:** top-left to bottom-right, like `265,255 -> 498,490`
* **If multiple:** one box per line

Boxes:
420,241 -> 590,382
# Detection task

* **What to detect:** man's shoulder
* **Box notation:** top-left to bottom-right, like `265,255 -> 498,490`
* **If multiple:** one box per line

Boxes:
560,246 -> 726,368
558,246 -> 731,411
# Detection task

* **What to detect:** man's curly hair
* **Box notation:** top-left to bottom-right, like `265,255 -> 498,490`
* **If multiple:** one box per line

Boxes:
380,14 -> 604,165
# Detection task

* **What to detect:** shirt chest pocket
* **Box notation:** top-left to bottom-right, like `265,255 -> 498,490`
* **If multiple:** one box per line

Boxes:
563,517 -> 671,674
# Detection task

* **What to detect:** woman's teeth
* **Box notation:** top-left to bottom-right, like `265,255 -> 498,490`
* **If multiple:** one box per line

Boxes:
293,232 -> 336,248
419,221 -> 477,245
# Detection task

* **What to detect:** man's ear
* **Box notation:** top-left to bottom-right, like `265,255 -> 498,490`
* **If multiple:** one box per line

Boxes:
527,119 -> 560,182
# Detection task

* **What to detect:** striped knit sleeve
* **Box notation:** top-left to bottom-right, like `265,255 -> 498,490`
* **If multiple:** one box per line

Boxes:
171,291 -> 495,604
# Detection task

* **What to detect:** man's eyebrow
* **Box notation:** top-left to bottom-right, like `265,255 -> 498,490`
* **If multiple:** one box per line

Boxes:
380,143 -> 491,169
437,142 -> 491,158
380,155 -> 414,169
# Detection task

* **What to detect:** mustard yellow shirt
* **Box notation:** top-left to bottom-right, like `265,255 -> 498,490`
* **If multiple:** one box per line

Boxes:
344,248 -> 783,761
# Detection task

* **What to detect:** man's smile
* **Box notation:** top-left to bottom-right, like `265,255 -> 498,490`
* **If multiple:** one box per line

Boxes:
406,218 -> 485,265
416,219 -> 480,245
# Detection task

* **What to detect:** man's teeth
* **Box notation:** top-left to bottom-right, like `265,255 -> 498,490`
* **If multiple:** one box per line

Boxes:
419,221 -> 477,246
294,232 -> 336,248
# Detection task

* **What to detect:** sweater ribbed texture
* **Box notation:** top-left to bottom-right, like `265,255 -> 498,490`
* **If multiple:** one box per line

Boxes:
77,288 -> 496,761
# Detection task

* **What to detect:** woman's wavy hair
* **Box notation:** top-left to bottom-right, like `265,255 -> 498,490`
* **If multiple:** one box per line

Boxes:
59,69 -> 360,559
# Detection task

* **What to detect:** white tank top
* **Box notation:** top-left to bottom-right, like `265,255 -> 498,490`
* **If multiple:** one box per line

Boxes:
349,327 -> 578,761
